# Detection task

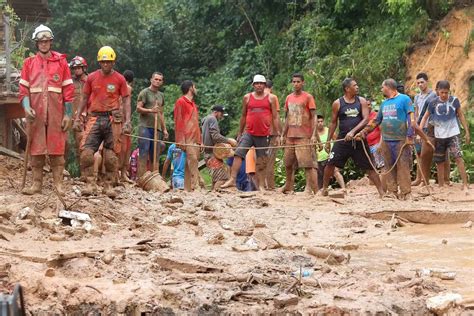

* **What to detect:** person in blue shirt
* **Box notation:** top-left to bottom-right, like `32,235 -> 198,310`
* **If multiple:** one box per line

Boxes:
358,78 -> 431,200
162,144 -> 186,190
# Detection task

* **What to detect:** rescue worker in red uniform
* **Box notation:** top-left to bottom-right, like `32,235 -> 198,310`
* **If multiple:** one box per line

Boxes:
73,46 -> 131,198
69,56 -> 88,166
19,24 -> 74,196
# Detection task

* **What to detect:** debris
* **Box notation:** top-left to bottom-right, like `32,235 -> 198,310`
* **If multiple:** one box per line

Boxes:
441,239 -> 448,245
58,210 -> 91,222
233,227 -> 254,236
426,292 -> 462,315
291,268 -> 313,278
273,293 -> 299,308
251,231 -> 281,250
350,227 -> 366,234
417,268 -> 456,280
461,220 -> 472,228
205,232 -> 225,245
17,207 -> 32,220
329,191 -> 345,199
306,246 -> 346,264
385,243 -> 393,249
162,216 -> 180,226
138,171 -> 170,192
153,255 -> 223,273
45,268 -> 55,277
49,234 -> 66,241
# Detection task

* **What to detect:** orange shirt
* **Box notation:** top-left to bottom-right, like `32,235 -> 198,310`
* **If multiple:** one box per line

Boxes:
84,70 -> 129,113
174,95 -> 201,144
285,91 -> 316,138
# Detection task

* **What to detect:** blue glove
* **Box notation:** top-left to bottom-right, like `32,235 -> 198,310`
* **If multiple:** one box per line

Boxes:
22,97 -> 36,121
64,102 -> 73,117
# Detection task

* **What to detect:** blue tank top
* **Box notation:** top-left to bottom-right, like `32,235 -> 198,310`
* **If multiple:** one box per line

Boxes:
337,96 -> 362,139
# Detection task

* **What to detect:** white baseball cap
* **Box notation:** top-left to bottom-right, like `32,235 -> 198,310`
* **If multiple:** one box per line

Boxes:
252,74 -> 266,84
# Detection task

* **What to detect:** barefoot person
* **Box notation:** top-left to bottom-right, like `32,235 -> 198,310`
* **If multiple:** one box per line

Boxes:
358,79 -> 433,200
280,73 -> 319,194
19,25 -> 74,196
412,72 -> 438,186
222,75 -> 280,191
419,80 -> 470,192
322,78 -> 384,197
136,72 -> 168,178
173,80 -> 201,192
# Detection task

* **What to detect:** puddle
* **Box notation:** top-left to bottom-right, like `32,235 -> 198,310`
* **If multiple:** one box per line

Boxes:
352,223 -> 474,300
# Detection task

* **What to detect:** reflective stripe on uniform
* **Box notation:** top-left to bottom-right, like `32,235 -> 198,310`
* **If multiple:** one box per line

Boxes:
62,79 -> 73,86
19,79 -> 30,87
47,86 -> 62,93
30,87 -> 42,93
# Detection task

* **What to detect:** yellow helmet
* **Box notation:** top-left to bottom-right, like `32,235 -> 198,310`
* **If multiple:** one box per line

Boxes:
97,46 -> 116,62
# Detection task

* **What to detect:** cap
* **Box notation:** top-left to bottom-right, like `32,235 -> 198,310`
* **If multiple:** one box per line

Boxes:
212,105 -> 228,116
252,74 -> 266,84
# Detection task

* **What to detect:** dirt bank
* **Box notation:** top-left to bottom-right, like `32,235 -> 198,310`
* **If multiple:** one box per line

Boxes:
405,6 -> 474,108
0,155 -> 473,314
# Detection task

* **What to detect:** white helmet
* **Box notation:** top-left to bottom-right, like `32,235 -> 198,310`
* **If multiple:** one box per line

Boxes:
32,24 -> 54,41
252,74 -> 266,84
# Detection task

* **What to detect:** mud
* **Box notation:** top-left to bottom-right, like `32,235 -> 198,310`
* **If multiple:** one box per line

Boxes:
405,7 -> 474,107
0,155 -> 473,314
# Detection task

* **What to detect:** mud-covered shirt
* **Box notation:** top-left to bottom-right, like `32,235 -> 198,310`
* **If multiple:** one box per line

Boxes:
375,93 -> 414,141
284,91 -> 316,138
427,96 -> 461,139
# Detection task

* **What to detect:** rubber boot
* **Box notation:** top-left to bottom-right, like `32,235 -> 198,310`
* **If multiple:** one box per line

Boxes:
22,155 -> 45,195
50,156 -> 66,196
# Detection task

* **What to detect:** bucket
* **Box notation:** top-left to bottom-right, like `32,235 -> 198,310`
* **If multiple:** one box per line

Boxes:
138,171 -> 170,192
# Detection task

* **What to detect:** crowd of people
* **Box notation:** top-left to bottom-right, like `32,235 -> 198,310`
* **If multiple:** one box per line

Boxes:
19,24 -> 471,200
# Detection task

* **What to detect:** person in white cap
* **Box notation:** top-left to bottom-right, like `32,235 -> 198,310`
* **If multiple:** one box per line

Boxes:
19,24 -> 74,196
222,74 -> 280,191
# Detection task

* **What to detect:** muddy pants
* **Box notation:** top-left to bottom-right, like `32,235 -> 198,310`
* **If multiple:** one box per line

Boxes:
381,140 -> 411,195
184,144 -> 200,192
80,114 -> 119,185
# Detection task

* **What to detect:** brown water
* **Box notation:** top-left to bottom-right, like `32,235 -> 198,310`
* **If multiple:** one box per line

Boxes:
353,223 -> 474,300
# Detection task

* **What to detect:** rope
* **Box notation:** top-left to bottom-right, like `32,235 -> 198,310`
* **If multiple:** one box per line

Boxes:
360,140 -> 410,176
123,133 -> 345,150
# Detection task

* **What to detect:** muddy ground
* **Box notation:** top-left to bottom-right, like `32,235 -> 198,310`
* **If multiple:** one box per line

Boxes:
0,155 -> 473,315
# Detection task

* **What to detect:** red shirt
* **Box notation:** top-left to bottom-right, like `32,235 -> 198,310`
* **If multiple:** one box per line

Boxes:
367,111 -> 381,146
174,95 -> 201,144
246,93 -> 272,136
285,91 -> 316,138
84,70 -> 128,113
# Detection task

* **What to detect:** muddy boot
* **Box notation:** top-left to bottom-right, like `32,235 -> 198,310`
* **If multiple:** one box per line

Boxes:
22,155 -> 45,195
81,167 -> 97,196
50,156 -> 66,196
103,176 -> 118,198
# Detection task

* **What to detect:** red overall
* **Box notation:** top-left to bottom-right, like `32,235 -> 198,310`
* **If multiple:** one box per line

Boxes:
19,51 -> 74,156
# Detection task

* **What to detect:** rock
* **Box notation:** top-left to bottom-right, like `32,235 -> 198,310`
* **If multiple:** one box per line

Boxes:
461,220 -> 472,228
385,243 -> 393,249
417,268 -> 456,280
273,293 -> 299,308
426,292 -> 462,315
205,232 -> 225,245
162,216 -> 180,226
168,196 -> 184,204
58,210 -> 91,222
202,202 -> 217,212
102,253 -> 114,264
234,227 -> 254,236
45,268 -> 55,277
441,239 -> 448,245
329,191 -> 345,199
350,227 -> 366,234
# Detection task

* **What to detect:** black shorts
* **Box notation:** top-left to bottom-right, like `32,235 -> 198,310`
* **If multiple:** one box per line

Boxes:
234,133 -> 269,158
327,140 -> 373,171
